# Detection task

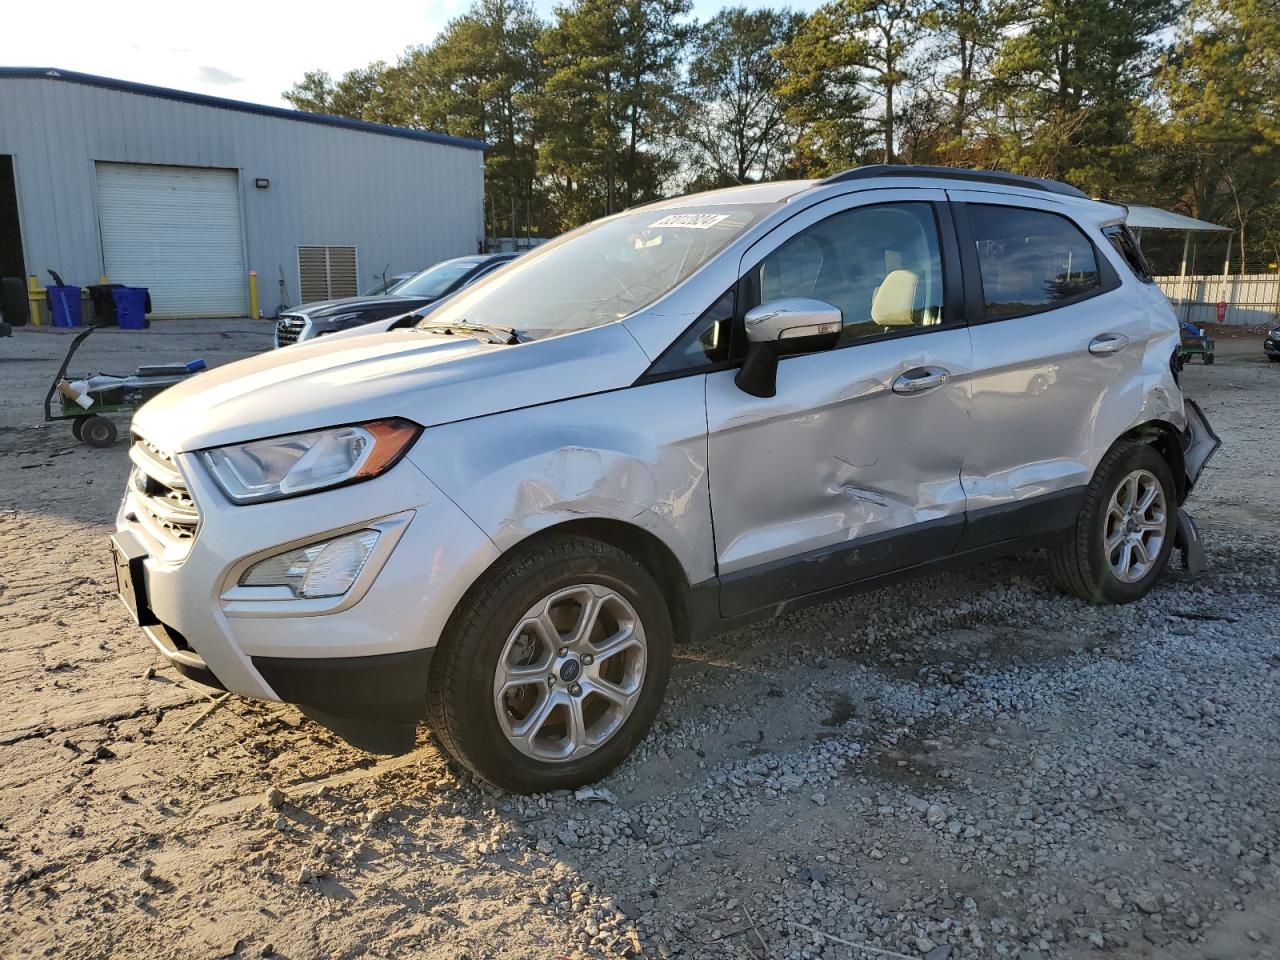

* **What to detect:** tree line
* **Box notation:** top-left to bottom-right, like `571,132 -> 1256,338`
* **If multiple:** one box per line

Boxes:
285,0 -> 1280,272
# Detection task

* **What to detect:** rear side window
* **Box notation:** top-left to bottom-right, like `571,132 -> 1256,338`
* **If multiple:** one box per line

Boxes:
967,205 -> 1103,319
1104,224 -> 1154,282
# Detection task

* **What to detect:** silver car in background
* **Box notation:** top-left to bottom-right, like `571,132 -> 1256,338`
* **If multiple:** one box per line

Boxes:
113,165 -> 1218,793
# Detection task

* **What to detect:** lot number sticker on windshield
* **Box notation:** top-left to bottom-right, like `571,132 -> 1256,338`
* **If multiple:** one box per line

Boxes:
648,213 -> 730,230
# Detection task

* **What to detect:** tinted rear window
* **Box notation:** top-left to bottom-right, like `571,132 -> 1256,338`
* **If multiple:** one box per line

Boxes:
968,205 -> 1103,319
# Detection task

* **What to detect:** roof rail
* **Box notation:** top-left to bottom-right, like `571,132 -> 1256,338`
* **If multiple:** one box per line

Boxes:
819,164 -> 1088,200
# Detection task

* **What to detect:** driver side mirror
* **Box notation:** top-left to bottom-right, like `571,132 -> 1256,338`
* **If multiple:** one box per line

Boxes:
734,298 -> 842,398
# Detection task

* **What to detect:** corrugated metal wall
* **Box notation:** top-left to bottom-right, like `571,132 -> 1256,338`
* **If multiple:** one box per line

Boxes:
0,74 -> 485,317
1157,274 -> 1280,327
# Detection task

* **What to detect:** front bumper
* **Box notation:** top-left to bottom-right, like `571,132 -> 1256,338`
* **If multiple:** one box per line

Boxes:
116,445 -> 500,751
1265,337 -> 1279,356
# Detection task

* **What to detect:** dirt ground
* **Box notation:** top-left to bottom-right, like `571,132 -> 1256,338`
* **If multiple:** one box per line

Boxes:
1,322 -> 1277,960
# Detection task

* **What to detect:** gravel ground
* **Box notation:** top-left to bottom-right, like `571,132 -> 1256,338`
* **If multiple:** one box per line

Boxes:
0,323 -> 1277,960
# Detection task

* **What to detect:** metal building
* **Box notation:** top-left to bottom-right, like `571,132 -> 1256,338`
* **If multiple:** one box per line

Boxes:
0,67 -> 486,319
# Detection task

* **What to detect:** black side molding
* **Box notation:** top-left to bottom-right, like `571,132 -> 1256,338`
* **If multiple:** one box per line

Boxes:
688,488 -> 1085,638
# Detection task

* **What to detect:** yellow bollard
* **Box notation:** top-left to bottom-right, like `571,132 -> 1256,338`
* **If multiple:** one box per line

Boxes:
27,275 -> 42,325
248,270 -> 259,320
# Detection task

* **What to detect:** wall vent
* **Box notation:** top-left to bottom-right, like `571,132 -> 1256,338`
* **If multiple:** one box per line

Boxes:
297,245 -> 358,302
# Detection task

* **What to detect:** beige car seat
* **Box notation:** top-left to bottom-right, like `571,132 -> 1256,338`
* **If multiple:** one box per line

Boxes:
870,269 -> 920,327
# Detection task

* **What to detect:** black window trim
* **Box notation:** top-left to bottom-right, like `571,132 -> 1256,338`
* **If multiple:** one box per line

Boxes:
953,200 -> 1121,326
636,285 -> 742,385
635,199 -> 964,384
1102,223 -> 1155,284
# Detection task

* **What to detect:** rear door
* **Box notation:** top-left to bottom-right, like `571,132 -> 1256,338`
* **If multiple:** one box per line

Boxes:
705,189 -> 975,618
947,191 -> 1147,547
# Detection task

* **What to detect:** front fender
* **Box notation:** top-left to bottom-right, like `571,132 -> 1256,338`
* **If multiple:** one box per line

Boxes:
407,376 -> 716,586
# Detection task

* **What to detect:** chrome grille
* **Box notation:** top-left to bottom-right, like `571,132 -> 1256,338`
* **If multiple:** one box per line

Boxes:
275,314 -> 308,347
128,435 -> 199,552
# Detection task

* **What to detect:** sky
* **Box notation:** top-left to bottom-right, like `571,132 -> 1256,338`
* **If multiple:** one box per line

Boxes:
2,0 -> 823,110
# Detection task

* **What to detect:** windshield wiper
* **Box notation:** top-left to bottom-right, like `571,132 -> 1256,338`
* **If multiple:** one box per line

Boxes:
413,319 -> 520,345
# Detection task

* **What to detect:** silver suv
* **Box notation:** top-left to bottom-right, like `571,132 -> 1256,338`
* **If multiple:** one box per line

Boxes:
113,165 -> 1219,793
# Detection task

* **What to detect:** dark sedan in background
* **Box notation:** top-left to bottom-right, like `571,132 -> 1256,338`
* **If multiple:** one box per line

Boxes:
1266,324 -> 1280,361
275,253 -> 517,347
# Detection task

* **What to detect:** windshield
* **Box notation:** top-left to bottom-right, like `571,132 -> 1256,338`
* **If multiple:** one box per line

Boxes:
418,204 -> 772,340
364,275 -> 408,296
390,259 -> 481,298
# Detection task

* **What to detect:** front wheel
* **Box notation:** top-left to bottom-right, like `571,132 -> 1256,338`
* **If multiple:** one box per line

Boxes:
426,535 -> 672,793
1049,442 -> 1177,604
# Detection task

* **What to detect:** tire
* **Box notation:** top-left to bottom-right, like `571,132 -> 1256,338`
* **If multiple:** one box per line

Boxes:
1268,355 -> 1280,363
1204,354 -> 1215,365
1,277 -> 29,327
80,415 -> 117,448
426,534 -> 673,793
71,417 -> 84,440
1049,442 -> 1177,604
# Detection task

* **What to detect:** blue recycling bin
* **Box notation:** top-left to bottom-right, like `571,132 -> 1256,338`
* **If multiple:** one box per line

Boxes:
46,285 -> 82,328
112,287 -> 149,330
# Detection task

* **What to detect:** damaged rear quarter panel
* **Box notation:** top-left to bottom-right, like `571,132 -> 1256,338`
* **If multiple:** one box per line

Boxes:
406,376 -> 715,585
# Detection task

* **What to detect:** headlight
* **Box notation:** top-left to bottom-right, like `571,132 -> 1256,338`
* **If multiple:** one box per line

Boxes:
199,418 -> 420,504
239,529 -> 380,597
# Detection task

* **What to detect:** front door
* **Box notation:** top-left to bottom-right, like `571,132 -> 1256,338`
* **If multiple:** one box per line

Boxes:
706,190 -> 974,618
946,192 -> 1148,547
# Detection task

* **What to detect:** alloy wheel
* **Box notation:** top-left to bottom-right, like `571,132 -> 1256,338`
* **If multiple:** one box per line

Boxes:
1104,468 -> 1167,583
493,584 -> 647,762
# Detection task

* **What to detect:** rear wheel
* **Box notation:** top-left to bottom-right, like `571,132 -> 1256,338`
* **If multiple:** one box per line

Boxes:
426,535 -> 672,793
1049,442 -> 1176,604
80,415 -> 117,448
71,417 -> 85,440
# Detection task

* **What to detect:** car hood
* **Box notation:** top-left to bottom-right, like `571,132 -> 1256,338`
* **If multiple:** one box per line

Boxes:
287,294 -> 431,320
132,322 -> 653,453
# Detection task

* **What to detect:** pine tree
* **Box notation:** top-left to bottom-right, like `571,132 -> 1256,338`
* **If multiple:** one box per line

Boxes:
775,0 -> 925,173
679,6 -> 803,187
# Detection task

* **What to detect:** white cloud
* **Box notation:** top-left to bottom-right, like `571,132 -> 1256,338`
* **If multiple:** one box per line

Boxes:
195,65 -> 243,86
2,0 -> 823,109
2,0 -> 471,106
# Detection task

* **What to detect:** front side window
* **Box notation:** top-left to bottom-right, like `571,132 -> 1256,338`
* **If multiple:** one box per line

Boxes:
751,202 -> 946,345
647,288 -> 735,376
422,204 -> 773,341
968,205 -> 1102,318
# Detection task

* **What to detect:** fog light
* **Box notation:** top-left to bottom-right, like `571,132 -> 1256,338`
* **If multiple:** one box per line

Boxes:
240,530 -> 380,598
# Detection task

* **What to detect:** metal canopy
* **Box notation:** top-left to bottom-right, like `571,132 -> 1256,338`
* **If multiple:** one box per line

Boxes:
1125,205 -> 1230,233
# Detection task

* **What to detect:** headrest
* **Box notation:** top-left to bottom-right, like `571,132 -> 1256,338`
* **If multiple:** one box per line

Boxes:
871,269 -> 919,326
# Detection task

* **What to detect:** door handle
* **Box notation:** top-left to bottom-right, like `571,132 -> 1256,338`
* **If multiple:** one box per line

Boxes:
1088,333 -> 1130,355
892,366 -> 951,395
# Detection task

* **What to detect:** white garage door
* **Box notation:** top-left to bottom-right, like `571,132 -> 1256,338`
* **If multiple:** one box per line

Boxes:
96,162 -> 247,318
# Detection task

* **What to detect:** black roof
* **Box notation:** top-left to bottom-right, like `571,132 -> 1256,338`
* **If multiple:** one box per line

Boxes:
0,67 -> 487,152
820,164 -> 1088,199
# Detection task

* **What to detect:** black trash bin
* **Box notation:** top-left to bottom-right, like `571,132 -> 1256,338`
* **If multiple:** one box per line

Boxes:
87,283 -> 125,327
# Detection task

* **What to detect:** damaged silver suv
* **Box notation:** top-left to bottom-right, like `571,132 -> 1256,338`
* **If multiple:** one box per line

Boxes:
114,166 -> 1219,793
